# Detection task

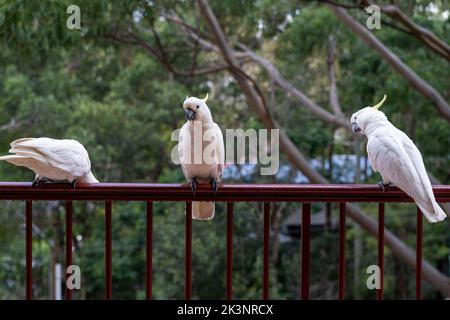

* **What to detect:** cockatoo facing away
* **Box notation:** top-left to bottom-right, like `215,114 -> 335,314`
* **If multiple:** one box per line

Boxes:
178,94 -> 224,220
0,137 -> 99,185
351,95 -> 447,223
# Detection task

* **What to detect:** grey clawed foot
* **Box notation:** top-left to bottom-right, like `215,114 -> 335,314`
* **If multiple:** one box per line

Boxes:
190,178 -> 198,193
31,178 -> 48,187
31,178 -> 74,188
377,181 -> 393,192
210,178 -> 219,192
31,178 -> 41,188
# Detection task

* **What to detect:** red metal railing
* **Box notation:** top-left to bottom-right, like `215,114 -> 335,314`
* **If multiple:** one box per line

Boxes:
0,182 -> 449,300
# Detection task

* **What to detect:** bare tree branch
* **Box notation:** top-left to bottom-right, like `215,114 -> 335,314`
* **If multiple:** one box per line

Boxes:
370,1 -> 450,60
189,21 -> 201,76
163,15 -> 250,61
327,4 -> 450,123
104,32 -> 230,77
316,1 -> 450,60
239,44 -> 351,130
197,0 -> 450,296
317,0 -> 362,9
165,19 -> 352,130
327,35 -> 344,117
196,0 -> 326,181
0,118 -> 19,132
149,22 -> 169,61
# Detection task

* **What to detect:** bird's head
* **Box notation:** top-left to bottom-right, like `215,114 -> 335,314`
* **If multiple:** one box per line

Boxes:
183,94 -> 213,122
350,95 -> 388,134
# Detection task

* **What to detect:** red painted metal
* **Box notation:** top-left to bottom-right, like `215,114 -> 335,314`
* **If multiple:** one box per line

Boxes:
377,203 -> 385,300
65,201 -> 73,300
301,203 -> 311,300
105,201 -> 112,299
1,183 -> 449,202
185,202 -> 192,300
416,207 -> 423,300
25,200 -> 32,300
146,201 -> 153,300
263,202 -> 270,300
338,202 -> 346,300
226,202 -> 233,300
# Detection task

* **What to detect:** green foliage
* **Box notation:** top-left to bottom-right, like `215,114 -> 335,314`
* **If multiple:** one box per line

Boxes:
0,0 -> 448,300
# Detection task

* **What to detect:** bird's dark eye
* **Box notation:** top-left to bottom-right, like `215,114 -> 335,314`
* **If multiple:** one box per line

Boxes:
196,105 -> 200,109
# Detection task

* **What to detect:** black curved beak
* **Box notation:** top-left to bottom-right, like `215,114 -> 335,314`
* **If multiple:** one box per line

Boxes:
352,123 -> 361,133
185,108 -> 196,121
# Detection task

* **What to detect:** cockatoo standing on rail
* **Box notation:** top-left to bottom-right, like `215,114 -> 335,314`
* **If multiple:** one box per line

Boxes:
351,95 -> 447,223
178,94 -> 224,220
0,137 -> 99,185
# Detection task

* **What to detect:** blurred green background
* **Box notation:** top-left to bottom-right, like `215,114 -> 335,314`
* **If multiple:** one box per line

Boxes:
0,0 -> 449,299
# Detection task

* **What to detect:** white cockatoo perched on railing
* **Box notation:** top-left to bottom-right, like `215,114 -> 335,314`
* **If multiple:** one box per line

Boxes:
351,95 -> 447,223
0,137 -> 99,186
178,94 -> 224,220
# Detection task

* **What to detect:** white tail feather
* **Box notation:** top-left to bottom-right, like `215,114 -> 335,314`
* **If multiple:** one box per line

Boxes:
79,171 -> 99,183
417,201 -> 447,223
190,202 -> 215,220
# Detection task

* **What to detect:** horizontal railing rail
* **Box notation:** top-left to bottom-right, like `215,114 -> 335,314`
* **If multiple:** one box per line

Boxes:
0,182 -> 449,300
1,182 -> 450,202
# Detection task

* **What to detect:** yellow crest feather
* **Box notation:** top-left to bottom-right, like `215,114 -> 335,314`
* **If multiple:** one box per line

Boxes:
372,94 -> 387,110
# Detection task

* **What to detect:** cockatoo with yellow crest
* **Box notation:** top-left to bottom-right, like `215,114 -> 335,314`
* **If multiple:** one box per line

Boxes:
0,137 -> 99,186
351,95 -> 447,223
178,94 -> 224,220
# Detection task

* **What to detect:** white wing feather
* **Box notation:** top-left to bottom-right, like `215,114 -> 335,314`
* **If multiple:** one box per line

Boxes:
178,123 -> 191,180
368,130 -> 446,223
212,122 -> 224,181
3,137 -> 92,179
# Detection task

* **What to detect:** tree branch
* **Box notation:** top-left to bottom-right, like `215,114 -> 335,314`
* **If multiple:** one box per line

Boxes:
105,31 -> 230,77
317,1 -> 450,60
0,118 -> 19,132
149,22 -> 169,61
370,1 -> 450,60
189,22 -> 201,77
327,35 -> 344,117
327,4 -> 450,123
317,0 -> 362,9
164,17 -> 352,131
239,44 -> 351,130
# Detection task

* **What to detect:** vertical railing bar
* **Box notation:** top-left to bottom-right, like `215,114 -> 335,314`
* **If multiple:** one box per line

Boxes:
377,202 -> 385,300
226,202 -> 233,300
301,203 -> 311,300
26,200 -> 32,300
263,202 -> 270,300
146,201 -> 153,300
65,201 -> 73,300
105,201 -> 112,300
185,202 -> 192,300
416,207 -> 423,300
338,202 -> 346,300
